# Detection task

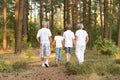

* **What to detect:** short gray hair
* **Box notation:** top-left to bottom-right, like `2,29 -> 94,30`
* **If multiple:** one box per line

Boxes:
77,23 -> 84,29
42,21 -> 48,26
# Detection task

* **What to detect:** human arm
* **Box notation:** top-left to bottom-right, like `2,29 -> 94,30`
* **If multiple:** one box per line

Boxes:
74,36 -> 78,48
86,35 -> 89,44
49,36 -> 52,44
36,36 -> 40,43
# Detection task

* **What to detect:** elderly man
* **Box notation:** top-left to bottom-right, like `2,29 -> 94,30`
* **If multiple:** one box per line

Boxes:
75,23 -> 89,64
36,21 -> 52,67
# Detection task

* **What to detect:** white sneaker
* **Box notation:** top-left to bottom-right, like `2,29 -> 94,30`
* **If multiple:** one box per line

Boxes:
42,63 -> 45,67
45,62 -> 49,67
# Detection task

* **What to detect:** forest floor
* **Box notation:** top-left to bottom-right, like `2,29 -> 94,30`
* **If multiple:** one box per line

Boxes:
0,48 -> 120,80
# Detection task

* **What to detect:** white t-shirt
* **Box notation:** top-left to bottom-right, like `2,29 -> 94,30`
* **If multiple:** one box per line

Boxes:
75,29 -> 88,45
54,36 -> 63,48
63,30 -> 75,47
37,28 -> 52,44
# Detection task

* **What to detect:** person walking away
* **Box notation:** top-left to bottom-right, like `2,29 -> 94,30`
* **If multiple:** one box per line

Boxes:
75,23 -> 89,64
36,21 -> 52,67
53,30 -> 63,66
63,24 -> 75,65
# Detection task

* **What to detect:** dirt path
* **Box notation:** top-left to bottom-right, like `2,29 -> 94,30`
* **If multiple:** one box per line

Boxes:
0,62 -> 82,80
0,49 -> 120,80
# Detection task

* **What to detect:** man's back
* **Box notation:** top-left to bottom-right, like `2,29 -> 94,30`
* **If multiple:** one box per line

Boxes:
37,28 -> 52,44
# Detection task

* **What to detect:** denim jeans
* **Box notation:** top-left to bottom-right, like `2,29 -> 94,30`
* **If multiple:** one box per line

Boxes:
56,47 -> 62,61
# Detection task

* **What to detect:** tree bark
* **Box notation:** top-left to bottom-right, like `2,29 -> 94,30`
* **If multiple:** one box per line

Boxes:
3,0 -> 7,50
40,0 -> 43,28
83,0 -> 87,29
15,0 -> 24,54
88,0 -> 92,49
23,0 -> 28,36
117,1 -> 120,48
50,0 -> 54,32
99,0 -> 103,39
104,0 -> 109,39
64,0 -> 68,30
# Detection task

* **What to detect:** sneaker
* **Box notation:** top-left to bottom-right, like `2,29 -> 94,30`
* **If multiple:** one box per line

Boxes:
42,63 -> 45,67
45,63 -> 49,67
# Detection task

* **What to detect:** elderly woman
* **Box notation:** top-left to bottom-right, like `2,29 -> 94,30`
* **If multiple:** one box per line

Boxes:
75,23 -> 89,64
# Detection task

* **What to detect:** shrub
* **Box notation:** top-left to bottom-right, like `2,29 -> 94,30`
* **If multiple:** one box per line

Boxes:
94,37 -> 117,55
12,61 -> 28,71
0,61 -> 13,72
107,64 -> 120,75
65,63 -> 93,75
115,59 -> 120,64
95,65 -> 107,75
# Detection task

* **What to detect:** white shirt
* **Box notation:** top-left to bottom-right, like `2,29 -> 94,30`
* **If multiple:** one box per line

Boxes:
37,28 -> 52,44
63,30 -> 75,47
54,36 -> 63,48
75,29 -> 88,45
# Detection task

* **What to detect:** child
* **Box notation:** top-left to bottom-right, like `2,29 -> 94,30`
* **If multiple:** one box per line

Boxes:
53,30 -> 63,66
63,24 -> 75,64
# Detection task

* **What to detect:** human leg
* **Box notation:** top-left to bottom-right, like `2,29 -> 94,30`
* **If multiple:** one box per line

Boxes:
56,48 -> 59,66
65,47 -> 72,63
40,43 -> 45,67
75,45 -> 85,64
45,43 -> 51,67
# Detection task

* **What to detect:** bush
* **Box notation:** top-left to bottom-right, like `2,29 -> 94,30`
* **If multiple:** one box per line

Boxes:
12,61 -> 28,71
95,65 -> 107,75
65,63 -> 93,75
115,59 -> 120,64
0,61 -> 13,72
107,64 -> 120,75
94,37 -> 117,55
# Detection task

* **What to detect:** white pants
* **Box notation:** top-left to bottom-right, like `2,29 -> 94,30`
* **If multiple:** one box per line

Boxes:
75,44 -> 86,63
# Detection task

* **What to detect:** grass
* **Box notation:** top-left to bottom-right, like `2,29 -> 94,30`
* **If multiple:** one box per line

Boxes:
65,50 -> 120,76
0,52 -> 30,72
0,49 -> 120,76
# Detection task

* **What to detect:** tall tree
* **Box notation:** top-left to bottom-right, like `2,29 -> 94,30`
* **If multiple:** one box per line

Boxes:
15,0 -> 25,54
72,0 -> 78,32
22,0 -> 28,36
99,0 -> 103,39
83,0 -> 87,28
50,0 -> 54,32
3,0 -> 7,50
88,0 -> 92,49
117,0 -> 120,48
64,0 -> 69,30
103,0 -> 109,39
40,0 -> 43,28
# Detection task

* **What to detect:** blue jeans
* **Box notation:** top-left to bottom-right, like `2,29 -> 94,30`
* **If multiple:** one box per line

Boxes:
56,48 -> 62,61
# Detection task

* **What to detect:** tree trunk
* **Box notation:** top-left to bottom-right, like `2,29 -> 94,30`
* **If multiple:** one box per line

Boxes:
88,0 -> 92,49
40,0 -> 43,28
15,0 -> 24,54
23,0 -> 28,36
64,0 -> 68,30
104,0 -> 109,39
71,0 -> 78,32
83,0 -> 87,28
99,0 -> 103,39
50,0 -> 54,32
117,1 -> 120,48
3,0 -> 7,50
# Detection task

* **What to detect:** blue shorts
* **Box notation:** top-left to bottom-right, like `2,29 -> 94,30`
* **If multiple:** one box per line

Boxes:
56,48 -> 62,61
65,47 -> 72,54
